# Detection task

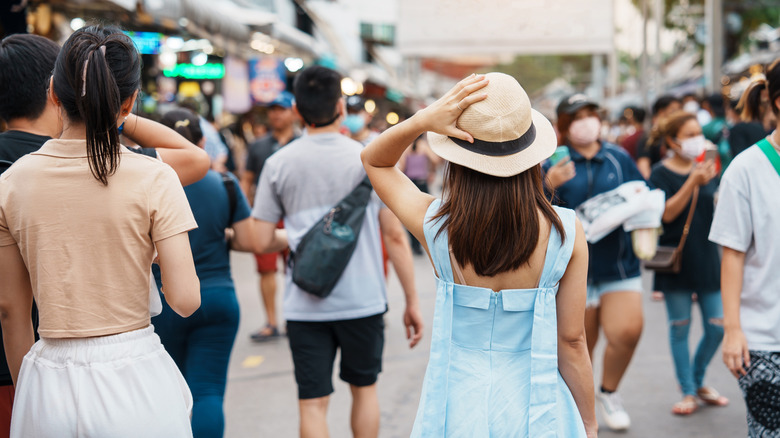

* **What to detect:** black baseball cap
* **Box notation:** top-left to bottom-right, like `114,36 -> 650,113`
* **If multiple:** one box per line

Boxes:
557,94 -> 599,116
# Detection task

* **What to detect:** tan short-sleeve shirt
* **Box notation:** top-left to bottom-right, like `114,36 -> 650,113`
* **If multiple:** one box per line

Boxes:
0,139 -> 197,338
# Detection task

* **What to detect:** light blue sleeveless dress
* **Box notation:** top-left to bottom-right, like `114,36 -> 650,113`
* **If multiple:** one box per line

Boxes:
411,200 -> 587,438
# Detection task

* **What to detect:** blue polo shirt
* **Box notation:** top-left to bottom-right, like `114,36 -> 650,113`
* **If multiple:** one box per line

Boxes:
543,142 -> 645,283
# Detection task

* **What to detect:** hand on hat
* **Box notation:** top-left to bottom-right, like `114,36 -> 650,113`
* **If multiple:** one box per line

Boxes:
415,74 -> 488,144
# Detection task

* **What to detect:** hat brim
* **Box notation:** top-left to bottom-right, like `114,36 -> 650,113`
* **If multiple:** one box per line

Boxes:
428,109 -> 557,177
560,101 -> 599,115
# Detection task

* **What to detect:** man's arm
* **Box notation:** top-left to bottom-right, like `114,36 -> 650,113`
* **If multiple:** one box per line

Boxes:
254,219 -> 288,254
378,208 -> 423,348
0,245 -> 34,385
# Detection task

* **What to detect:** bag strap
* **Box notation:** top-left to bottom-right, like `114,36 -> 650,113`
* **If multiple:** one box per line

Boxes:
221,172 -> 238,226
676,186 -> 699,253
757,138 -> 780,178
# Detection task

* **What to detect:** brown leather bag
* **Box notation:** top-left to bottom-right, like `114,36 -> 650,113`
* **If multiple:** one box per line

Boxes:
643,187 -> 699,274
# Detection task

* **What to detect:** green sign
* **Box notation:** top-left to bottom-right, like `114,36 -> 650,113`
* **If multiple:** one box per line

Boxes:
163,63 -> 225,80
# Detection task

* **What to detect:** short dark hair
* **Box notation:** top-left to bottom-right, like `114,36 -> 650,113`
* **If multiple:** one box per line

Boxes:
292,65 -> 342,126
0,34 -> 60,122
652,95 -> 680,116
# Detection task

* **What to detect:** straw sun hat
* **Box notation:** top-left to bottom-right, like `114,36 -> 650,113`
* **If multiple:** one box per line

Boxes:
428,72 -> 557,177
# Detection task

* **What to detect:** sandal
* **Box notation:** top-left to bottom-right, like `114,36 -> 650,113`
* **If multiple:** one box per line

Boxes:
697,387 -> 729,406
250,324 -> 282,343
672,397 -> 699,416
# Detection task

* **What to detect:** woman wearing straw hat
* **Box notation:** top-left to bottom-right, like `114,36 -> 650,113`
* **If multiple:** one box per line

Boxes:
362,73 -> 596,437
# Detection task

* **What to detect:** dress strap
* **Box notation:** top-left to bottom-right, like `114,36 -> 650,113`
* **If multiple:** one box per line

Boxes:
448,248 -> 467,284
538,207 -> 577,289
422,199 -> 455,282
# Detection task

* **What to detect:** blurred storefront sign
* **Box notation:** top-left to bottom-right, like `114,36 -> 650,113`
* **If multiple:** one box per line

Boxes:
249,57 -> 287,104
125,31 -> 164,55
223,56 -> 252,114
397,0 -> 615,58
163,63 -> 226,80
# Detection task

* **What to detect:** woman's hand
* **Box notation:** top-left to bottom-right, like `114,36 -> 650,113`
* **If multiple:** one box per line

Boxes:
722,327 -> 751,378
546,157 -> 576,189
689,160 -> 717,187
413,74 -> 489,143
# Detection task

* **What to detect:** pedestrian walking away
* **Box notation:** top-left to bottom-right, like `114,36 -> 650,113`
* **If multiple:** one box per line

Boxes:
648,110 -> 727,416
709,58 -> 780,438
240,91 -> 299,343
153,107 -> 267,438
0,25 -> 202,437
362,72 -> 597,437
251,65 -> 424,438
544,93 -> 646,432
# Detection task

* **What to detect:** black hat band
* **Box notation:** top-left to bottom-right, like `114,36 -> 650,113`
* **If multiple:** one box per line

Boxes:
449,123 -> 536,157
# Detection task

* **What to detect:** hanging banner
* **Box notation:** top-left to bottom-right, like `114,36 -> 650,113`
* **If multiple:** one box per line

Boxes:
249,57 -> 287,104
398,0 -> 615,57
223,56 -> 252,114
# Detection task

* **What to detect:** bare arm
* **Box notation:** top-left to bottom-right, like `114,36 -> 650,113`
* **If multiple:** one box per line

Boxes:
556,219 -> 597,437
661,160 -> 717,223
0,245 -> 34,385
636,157 -> 651,180
721,247 -> 750,378
228,217 -> 259,253
122,114 -> 210,186
379,208 -> 423,348
155,232 -> 200,317
254,219 -> 289,254
0,245 -> 35,385
361,74 -> 488,245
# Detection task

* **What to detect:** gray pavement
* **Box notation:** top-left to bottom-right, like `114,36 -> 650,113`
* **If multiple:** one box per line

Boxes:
224,252 -> 747,437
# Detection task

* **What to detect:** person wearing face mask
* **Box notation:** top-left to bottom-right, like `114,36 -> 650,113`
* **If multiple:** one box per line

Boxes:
648,111 -> 726,417
544,94 -> 645,432
345,96 -> 379,146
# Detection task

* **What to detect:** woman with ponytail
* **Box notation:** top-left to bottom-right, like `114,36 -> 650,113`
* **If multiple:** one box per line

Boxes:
730,77 -> 775,157
710,58 -> 780,437
0,25 -> 200,436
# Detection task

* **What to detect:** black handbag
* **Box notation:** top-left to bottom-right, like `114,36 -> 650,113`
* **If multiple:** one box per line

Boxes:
290,176 -> 373,298
643,187 -> 699,274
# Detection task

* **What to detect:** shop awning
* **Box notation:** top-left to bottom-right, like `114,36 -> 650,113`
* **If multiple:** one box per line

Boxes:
143,0 -> 251,44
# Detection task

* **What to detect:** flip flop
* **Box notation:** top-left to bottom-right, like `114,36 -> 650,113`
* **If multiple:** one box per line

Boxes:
672,397 -> 699,416
697,387 -> 729,406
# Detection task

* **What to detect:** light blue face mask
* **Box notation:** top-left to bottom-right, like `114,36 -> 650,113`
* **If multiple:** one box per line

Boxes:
343,114 -> 365,134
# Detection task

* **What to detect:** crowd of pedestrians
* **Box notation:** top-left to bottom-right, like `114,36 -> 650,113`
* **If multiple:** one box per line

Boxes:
0,23 -> 779,438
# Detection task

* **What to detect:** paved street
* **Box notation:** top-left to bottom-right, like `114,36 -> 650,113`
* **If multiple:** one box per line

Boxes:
224,251 -> 747,437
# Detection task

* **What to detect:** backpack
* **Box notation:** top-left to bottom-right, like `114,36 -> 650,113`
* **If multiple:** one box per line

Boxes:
289,176 -> 373,298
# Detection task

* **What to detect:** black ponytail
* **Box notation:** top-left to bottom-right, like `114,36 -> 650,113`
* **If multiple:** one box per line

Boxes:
52,25 -> 141,185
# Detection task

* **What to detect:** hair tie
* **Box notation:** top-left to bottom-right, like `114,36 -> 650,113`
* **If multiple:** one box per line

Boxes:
81,46 -> 107,97
174,119 -> 191,129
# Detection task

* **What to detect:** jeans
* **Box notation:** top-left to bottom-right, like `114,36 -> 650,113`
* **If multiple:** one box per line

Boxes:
663,290 -> 724,396
153,286 -> 240,438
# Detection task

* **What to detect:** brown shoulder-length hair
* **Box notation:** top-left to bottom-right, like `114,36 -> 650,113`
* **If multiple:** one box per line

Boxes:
431,162 -> 565,277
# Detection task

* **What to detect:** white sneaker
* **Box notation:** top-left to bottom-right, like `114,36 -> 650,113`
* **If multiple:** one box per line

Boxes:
597,390 -> 631,431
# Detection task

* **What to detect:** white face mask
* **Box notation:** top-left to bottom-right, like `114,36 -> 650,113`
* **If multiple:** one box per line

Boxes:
568,116 -> 601,145
683,101 -> 700,114
677,135 -> 706,160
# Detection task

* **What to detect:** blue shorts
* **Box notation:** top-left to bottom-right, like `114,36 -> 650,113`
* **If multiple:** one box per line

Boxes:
586,276 -> 642,308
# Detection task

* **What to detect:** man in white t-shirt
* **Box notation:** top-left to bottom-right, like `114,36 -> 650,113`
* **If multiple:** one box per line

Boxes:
252,65 -> 423,438
709,115 -> 780,437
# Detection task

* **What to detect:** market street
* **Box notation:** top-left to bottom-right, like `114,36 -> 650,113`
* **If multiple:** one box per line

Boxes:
224,252 -> 747,438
